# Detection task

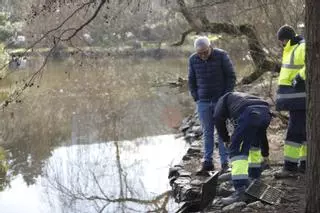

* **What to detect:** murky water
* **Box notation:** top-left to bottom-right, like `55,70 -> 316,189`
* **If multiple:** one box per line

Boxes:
0,57 -> 194,213
0,55 -> 250,212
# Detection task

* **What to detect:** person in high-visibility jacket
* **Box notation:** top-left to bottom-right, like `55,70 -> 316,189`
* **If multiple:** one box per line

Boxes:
214,92 -> 272,205
274,25 -> 307,178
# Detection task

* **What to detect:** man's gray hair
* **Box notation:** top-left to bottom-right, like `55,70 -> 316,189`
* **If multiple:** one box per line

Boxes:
194,36 -> 211,50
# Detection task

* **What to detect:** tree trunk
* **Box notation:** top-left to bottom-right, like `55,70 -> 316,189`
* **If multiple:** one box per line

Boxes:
305,0 -> 320,212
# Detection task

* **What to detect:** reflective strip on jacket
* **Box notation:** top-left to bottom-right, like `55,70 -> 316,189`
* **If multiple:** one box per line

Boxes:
276,39 -> 306,111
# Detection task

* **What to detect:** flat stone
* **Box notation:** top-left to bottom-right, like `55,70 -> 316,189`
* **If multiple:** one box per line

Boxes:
182,155 -> 191,161
241,207 -> 254,212
184,134 -> 194,142
191,140 -> 202,147
218,172 -> 232,183
174,177 -> 191,185
179,124 -> 190,132
178,170 -> 192,177
247,201 -> 264,209
186,132 -> 196,138
175,133 -> 184,139
216,182 -> 235,197
190,179 -> 202,186
168,166 -> 181,178
222,201 -> 247,212
191,125 -> 202,134
187,147 -> 201,155
264,205 -> 274,210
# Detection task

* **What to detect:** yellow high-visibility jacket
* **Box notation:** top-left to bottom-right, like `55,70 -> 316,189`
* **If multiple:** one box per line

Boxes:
276,37 -> 306,111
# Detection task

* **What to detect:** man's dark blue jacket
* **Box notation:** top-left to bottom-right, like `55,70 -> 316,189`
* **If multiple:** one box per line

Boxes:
214,92 -> 270,142
188,48 -> 236,102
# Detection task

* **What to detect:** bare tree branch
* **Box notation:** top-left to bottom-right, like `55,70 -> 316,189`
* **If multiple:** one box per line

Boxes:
171,29 -> 194,46
0,42 -> 58,109
90,170 -> 110,199
61,0 -> 108,41
176,0 -> 277,84
20,0 -> 94,57
0,0 -> 109,108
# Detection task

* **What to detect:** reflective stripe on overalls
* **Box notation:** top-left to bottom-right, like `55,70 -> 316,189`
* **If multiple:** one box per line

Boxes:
284,140 -> 301,163
231,155 -> 248,180
248,146 -> 262,168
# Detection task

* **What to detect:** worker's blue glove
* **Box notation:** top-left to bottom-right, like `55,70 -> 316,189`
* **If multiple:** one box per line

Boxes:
223,136 -> 231,149
224,141 -> 231,149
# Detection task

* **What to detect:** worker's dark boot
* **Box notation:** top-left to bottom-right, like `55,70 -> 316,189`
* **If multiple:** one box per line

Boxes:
298,161 -> 306,173
220,162 -> 230,174
221,188 -> 247,206
196,161 -> 214,176
274,167 -> 297,179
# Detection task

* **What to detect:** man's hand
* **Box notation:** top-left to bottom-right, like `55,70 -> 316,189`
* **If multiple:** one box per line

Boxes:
292,74 -> 305,89
223,137 -> 231,149
292,78 -> 298,88
224,141 -> 231,149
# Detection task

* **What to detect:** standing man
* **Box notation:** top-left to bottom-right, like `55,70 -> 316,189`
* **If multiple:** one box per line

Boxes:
188,36 -> 236,172
214,92 -> 272,205
274,25 -> 307,177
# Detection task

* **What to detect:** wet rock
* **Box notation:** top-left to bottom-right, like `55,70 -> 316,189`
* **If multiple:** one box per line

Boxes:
187,146 -> 201,155
184,133 -> 197,142
247,201 -> 264,209
175,133 -> 184,139
195,170 -> 211,177
190,179 -> 202,186
168,166 -> 182,178
179,124 -> 190,132
192,140 -> 202,147
191,125 -> 202,135
216,181 -> 235,197
261,168 -> 277,177
182,155 -> 191,161
174,177 -> 191,185
222,201 -> 246,212
186,132 -> 197,138
169,176 -> 177,186
264,204 -> 275,210
178,170 -> 192,177
241,207 -> 255,212
212,197 -> 223,206
181,116 -> 192,125
218,172 -> 232,183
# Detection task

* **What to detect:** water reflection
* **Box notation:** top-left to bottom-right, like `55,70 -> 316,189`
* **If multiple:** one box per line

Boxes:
0,135 -> 188,213
0,58 -> 193,212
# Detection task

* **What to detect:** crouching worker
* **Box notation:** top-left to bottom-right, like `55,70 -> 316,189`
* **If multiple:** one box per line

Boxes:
213,92 -> 272,205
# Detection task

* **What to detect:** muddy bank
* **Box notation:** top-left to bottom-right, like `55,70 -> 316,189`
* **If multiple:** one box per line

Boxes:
171,112 -> 304,212
169,74 -> 306,212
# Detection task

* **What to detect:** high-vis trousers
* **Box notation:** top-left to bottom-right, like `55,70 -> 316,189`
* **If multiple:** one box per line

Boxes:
284,110 -> 306,171
229,105 -> 271,191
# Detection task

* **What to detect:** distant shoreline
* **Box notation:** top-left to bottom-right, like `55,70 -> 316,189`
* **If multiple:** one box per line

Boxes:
6,46 -> 193,60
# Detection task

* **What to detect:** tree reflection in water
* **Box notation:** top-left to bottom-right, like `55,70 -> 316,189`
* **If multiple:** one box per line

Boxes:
42,135 -> 186,213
